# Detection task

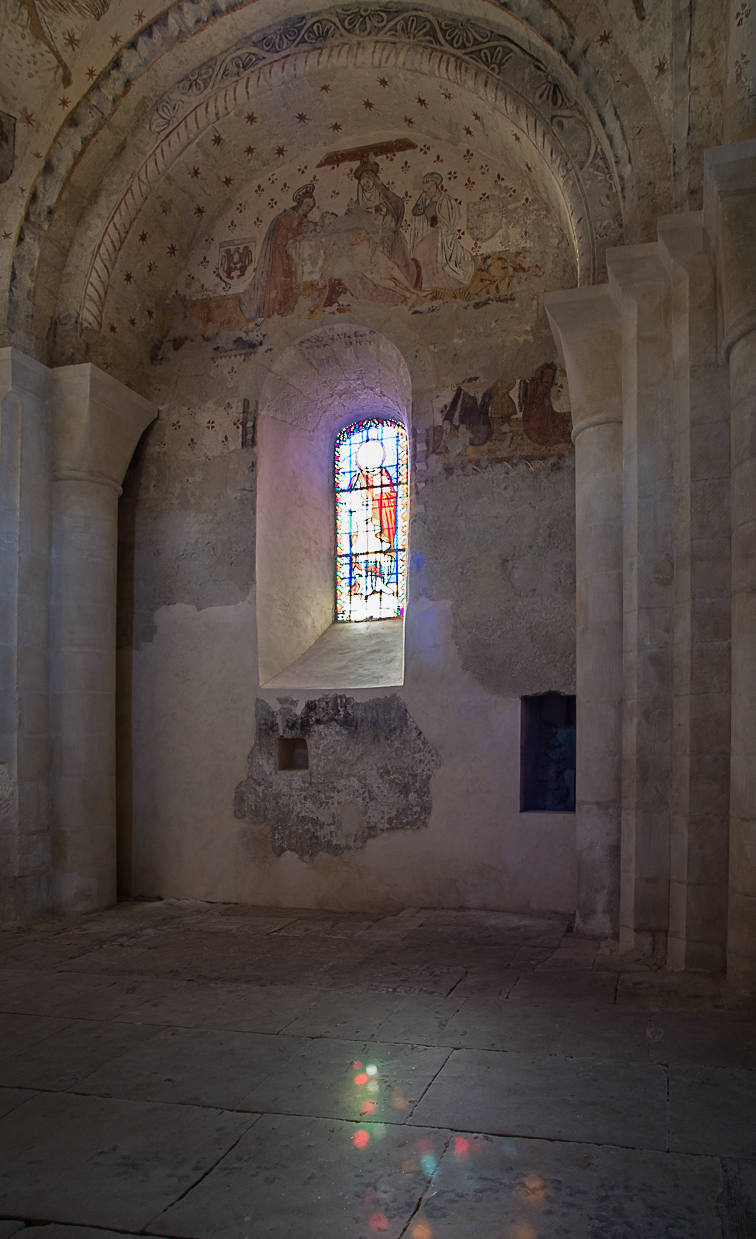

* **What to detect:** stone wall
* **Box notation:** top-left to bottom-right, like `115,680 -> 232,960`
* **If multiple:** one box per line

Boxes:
116,227 -> 580,911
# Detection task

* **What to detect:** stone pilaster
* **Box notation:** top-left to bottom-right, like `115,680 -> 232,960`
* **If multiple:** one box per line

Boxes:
546,287 -> 623,938
50,365 -> 154,913
658,215 -> 732,974
607,245 -> 675,962
0,349 -> 53,919
706,139 -> 756,990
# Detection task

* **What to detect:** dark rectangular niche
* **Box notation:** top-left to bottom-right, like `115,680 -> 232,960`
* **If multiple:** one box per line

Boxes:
520,693 -> 576,812
278,737 -> 309,772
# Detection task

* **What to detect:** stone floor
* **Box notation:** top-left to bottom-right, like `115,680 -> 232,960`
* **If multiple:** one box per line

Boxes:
0,901 -> 754,1239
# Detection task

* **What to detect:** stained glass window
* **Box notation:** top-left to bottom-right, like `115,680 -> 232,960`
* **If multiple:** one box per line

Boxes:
335,418 -> 409,623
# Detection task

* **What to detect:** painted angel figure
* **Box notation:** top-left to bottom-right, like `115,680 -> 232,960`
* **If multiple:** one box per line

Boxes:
410,172 -> 475,291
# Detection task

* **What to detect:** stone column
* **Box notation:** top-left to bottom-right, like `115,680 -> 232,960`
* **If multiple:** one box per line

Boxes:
0,349 -> 52,919
546,287 -> 623,937
706,140 -> 756,990
50,365 -> 154,913
607,245 -> 675,963
658,215 -> 731,974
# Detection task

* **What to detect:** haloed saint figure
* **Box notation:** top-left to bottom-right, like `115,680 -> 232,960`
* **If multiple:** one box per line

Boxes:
334,420 -> 409,623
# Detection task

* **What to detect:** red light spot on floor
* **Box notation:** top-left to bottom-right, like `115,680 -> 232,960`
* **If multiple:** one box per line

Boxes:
360,1100 -> 377,1116
354,1072 -> 369,1085
370,1212 -> 389,1232
353,1129 -> 371,1149
417,1138 -> 434,1154
453,1135 -> 470,1161
352,1060 -> 363,1069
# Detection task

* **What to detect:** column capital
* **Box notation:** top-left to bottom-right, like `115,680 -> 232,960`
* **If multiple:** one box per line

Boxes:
704,138 -> 756,359
0,346 -> 50,403
656,211 -> 710,267
50,364 -> 156,495
606,243 -> 668,293
544,286 -> 622,442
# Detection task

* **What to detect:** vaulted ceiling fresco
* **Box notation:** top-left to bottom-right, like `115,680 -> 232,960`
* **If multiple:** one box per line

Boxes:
0,0 -> 727,382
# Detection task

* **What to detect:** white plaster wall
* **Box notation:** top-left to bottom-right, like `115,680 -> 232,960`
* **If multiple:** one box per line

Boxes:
128,592 -> 576,913
128,596 -> 258,903
119,207 -> 577,917
256,416 -> 333,685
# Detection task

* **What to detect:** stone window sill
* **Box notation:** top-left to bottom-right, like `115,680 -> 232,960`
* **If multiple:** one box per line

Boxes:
261,617 -> 404,690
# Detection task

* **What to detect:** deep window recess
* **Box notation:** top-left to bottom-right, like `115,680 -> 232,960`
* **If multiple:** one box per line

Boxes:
278,737 -> 309,771
334,418 -> 409,623
520,693 -> 576,812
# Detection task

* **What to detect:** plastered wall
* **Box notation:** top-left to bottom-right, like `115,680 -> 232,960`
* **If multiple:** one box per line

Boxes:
117,206 -> 579,912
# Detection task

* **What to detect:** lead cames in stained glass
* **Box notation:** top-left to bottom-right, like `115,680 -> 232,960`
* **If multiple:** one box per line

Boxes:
334,419 -> 409,623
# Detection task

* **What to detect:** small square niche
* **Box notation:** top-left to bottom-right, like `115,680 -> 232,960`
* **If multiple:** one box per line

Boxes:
278,736 -> 309,772
520,693 -> 576,812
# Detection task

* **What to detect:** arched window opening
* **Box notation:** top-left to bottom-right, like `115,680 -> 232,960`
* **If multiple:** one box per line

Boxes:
255,326 -> 410,689
335,419 -> 409,624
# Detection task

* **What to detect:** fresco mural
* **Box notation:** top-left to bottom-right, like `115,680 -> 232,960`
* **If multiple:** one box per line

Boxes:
147,126 -> 575,474
180,138 -> 546,325
0,0 -> 728,356
13,0 -> 110,87
424,361 -> 572,478
218,237 -> 256,293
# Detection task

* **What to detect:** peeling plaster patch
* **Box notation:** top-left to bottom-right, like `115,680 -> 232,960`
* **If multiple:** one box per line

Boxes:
418,460 -> 576,696
234,695 -> 440,861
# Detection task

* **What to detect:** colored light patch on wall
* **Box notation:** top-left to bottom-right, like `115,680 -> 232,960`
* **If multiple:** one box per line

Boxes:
335,418 -> 409,623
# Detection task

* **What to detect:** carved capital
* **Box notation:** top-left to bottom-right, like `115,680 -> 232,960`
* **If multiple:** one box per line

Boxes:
0,346 -> 51,404
50,364 -> 156,494
544,285 -> 622,441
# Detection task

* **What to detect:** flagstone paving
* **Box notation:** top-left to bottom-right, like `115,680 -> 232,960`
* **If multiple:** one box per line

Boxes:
0,899 -> 753,1237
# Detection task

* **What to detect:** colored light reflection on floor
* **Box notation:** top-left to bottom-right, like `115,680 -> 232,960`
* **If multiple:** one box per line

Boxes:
348,1064 -> 443,1234
508,1224 -> 537,1239
353,1059 -> 380,1112
415,1136 -> 436,1177
519,1173 -> 547,1201
453,1135 -> 470,1161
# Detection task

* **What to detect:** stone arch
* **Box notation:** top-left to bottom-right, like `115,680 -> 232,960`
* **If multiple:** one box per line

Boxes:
74,38 -> 609,342
1,0 -> 649,368
255,323 -> 411,688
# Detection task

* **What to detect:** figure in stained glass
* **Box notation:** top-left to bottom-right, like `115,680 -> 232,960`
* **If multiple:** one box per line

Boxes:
335,420 -> 408,623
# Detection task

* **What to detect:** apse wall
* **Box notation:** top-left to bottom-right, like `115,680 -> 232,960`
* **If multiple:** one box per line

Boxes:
117,219 -> 579,913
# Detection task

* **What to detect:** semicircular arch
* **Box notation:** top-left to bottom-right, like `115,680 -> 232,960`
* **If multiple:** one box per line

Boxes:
3,0 -> 644,370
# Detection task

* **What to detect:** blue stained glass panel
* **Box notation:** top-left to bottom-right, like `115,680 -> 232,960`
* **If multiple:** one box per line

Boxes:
335,418 -> 409,623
